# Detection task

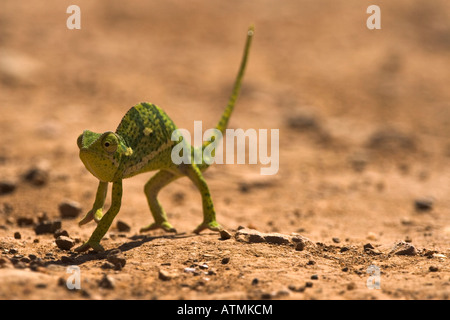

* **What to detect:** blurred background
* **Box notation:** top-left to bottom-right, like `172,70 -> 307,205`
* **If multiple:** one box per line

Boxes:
0,0 -> 449,240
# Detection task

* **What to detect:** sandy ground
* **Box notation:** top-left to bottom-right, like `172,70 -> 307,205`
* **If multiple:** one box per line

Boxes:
0,0 -> 449,300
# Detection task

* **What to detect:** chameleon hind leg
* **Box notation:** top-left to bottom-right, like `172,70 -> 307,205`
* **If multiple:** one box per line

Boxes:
140,169 -> 180,233
179,163 -> 223,234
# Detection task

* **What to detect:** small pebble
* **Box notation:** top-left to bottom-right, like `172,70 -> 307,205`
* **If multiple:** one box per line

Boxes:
251,278 -> 259,286
0,181 -> 16,195
158,269 -> 174,281
311,274 -> 319,280
61,256 -> 75,264
116,220 -> 131,232
13,232 -> 21,239
16,217 -> 34,227
101,262 -> 115,269
221,257 -> 230,264
34,220 -> 62,235
54,229 -> 69,239
106,249 -> 126,270
414,198 -> 433,212
55,236 -> 76,251
295,241 -> 305,251
219,229 -> 232,240
332,237 -> 340,244
98,274 -> 115,289
429,266 -> 439,272
58,200 -> 82,219
23,166 -> 49,186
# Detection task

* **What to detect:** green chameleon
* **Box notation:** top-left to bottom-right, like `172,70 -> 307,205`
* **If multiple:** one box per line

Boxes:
75,26 -> 254,252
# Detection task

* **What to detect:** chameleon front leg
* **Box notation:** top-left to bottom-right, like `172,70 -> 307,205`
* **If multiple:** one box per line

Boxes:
78,180 -> 108,226
180,163 -> 223,234
75,180 -> 123,252
140,170 -> 180,233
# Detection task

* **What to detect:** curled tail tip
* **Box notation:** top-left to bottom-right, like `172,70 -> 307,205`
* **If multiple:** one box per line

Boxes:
248,24 -> 255,36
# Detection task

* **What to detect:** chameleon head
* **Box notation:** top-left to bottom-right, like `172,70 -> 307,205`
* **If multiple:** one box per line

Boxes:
77,130 -> 131,182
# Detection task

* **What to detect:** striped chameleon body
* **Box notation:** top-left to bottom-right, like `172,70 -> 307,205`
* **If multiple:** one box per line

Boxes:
75,26 -> 254,252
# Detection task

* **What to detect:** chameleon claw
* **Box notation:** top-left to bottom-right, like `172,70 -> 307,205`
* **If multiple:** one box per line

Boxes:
193,221 -> 223,234
74,240 -> 105,253
140,221 -> 177,233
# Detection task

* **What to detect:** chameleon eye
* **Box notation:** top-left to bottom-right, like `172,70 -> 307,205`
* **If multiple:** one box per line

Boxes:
102,134 -> 118,153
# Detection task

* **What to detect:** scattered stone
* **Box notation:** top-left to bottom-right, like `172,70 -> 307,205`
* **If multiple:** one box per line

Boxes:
16,216 -> 34,227
294,241 -> 305,251
116,220 -> 131,232
58,200 -> 82,219
0,257 -> 13,268
366,127 -> 416,153
235,228 -> 265,243
98,273 -> 115,289
221,257 -> 230,265
307,260 -> 316,265
9,248 -> 18,254
332,237 -> 340,244
414,198 -> 433,212
198,263 -> 208,270
311,274 -> 319,280
183,267 -> 198,274
106,249 -> 126,270
305,281 -> 313,288
391,242 -> 417,256
264,233 -> 291,245
347,282 -> 356,290
101,262 -> 115,269
251,278 -> 259,286
61,256 -> 75,264
23,166 -> 49,186
13,232 -> 21,239
20,257 -> 30,264
53,229 -> 69,239
238,172 -> 277,193
219,229 -> 232,240
34,220 -> 61,235
172,191 -> 185,204
0,181 -> 16,195
340,246 -> 350,253
364,243 -> 382,255
158,269 -> 175,281
429,266 -> 439,272
28,254 -> 37,261
366,232 -> 378,241
55,236 -> 75,251
235,228 -> 314,249
288,284 -> 305,292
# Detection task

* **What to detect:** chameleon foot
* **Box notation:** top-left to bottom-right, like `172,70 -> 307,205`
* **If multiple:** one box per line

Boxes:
139,221 -> 177,233
74,240 -> 105,253
193,221 -> 223,234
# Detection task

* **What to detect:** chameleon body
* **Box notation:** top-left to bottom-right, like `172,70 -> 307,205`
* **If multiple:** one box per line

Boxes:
75,26 -> 254,252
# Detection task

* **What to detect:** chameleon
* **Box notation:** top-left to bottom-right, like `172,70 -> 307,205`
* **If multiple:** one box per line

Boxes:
74,25 -> 254,252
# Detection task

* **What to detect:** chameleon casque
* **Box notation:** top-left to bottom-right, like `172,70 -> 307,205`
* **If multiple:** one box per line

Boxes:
75,26 -> 254,252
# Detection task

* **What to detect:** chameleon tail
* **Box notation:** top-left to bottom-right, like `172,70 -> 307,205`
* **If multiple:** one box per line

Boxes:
202,25 -> 254,151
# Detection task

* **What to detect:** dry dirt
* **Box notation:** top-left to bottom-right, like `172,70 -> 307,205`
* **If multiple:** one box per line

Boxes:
0,0 -> 449,300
